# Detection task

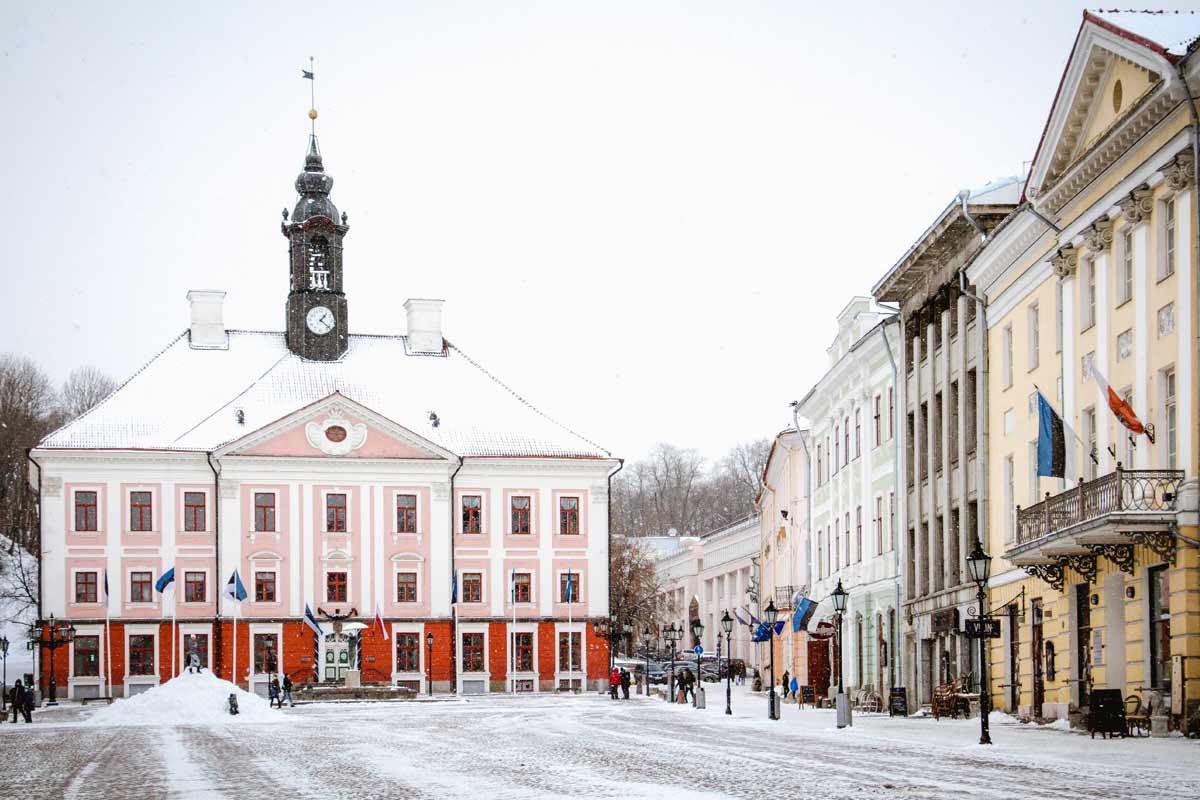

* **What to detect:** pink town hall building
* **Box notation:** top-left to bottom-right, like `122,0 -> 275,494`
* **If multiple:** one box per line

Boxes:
30,133 -> 618,699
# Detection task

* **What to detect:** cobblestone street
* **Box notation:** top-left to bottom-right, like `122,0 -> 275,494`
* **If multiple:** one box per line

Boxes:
2,690 -> 1196,799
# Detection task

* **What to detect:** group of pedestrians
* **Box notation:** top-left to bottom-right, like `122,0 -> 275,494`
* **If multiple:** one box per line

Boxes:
267,674 -> 295,708
8,681 -> 33,724
608,667 -> 631,700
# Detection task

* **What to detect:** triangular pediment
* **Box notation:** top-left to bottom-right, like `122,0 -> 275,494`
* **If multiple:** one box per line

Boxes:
217,392 -> 456,461
1027,15 -> 1175,200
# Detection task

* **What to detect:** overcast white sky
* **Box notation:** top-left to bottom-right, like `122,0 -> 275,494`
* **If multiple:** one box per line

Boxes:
4,2 -> 1193,463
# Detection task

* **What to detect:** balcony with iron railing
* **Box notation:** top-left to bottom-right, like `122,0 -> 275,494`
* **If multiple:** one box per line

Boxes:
773,585 -> 802,608
1007,467 -> 1184,589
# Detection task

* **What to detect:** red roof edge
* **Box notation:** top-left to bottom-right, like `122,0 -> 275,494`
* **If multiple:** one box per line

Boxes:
1083,10 -> 1179,64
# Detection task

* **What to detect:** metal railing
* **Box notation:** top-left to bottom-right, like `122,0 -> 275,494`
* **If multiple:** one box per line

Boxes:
774,585 -> 801,608
1015,468 -> 1184,545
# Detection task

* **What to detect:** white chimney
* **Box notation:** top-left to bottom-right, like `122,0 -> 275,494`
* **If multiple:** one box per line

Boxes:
404,298 -> 445,354
187,290 -> 228,349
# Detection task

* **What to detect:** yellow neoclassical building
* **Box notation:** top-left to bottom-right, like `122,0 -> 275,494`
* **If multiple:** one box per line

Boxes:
966,12 -> 1199,731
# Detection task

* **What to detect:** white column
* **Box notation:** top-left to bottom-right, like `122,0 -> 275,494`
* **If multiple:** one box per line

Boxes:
940,310 -> 953,589
912,332 -> 926,598
925,321 -> 937,594
1133,222 -> 1150,469
1095,251 -> 1111,472
955,296 -> 970,571
1061,272 -> 1076,482
1176,188 -> 1194,470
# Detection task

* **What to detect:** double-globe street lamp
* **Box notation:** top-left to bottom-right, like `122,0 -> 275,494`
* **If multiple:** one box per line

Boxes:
32,615 -> 76,706
764,599 -> 779,720
831,579 -> 850,729
720,610 -> 734,715
641,627 -> 652,695
689,618 -> 705,708
966,542 -> 994,745
664,622 -> 682,702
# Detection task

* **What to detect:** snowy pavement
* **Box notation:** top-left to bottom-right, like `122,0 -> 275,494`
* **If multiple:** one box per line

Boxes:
0,683 -> 1196,799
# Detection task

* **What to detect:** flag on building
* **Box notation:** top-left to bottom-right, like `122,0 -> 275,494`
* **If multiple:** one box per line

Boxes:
1090,363 -> 1151,440
223,570 -> 248,603
564,571 -> 574,602
451,574 -> 458,605
154,567 -> 175,593
793,598 -> 818,632
374,603 -> 389,640
103,569 -> 109,608
303,603 -> 325,637
732,609 -> 749,627
1036,390 -> 1067,478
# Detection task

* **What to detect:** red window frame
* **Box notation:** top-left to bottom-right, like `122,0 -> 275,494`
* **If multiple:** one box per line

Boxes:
396,494 -> 417,533
462,572 -> 482,603
74,571 -> 98,604
557,631 -> 581,671
326,571 -> 348,603
396,633 -> 420,672
511,496 -> 531,534
73,634 -> 100,677
129,491 -> 153,532
183,491 -> 206,532
74,491 -> 98,532
130,571 -> 153,603
254,493 -> 276,533
253,633 -> 279,674
184,571 -> 206,603
326,493 -> 347,533
396,572 -> 417,603
461,495 -> 482,534
462,632 -> 485,672
514,632 -> 534,672
559,573 -> 579,603
559,497 -> 579,535
255,571 -> 276,603
512,572 -> 532,603
129,634 -> 155,675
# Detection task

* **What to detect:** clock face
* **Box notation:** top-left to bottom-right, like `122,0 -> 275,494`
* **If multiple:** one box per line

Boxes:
306,305 -> 335,335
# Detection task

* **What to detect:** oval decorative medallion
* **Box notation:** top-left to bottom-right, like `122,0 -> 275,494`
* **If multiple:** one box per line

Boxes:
325,425 -> 347,443
305,416 -> 368,455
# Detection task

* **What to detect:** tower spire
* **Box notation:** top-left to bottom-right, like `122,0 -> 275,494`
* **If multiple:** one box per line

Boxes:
302,56 -> 317,136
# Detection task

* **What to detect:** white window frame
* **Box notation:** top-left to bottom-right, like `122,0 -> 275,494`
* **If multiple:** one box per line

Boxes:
1082,258 -> 1096,331
554,622 -> 586,690
125,567 -> 158,607
1028,302 -> 1040,370
322,563 -> 353,605
457,568 -> 487,605
248,553 -> 282,605
321,488 -> 352,534
67,624 -> 105,698
251,489 -> 280,535
391,623 -> 427,691
69,485 -> 104,535
247,622 -> 284,693
457,623 -> 491,692
1160,196 -> 1176,281
180,567 -> 211,605
69,567 -> 103,607
178,487 -> 212,535
178,623 -> 214,673
555,568 -> 584,605
1004,455 -> 1015,544
507,622 -> 539,692
1162,367 -> 1177,469
508,569 -> 537,606
1118,227 -> 1134,306
125,485 -> 159,535
392,490 -> 422,536
393,563 -> 421,605
1002,324 -> 1014,388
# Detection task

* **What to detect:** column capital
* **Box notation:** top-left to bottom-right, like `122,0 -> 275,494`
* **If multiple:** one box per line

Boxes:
1117,185 -> 1154,225
1082,219 -> 1113,254
1051,246 -> 1078,279
1165,150 -> 1194,192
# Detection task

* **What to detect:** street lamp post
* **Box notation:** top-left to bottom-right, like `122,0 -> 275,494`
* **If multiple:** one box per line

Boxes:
0,636 -> 8,713
425,632 -> 434,697
966,542 -> 994,746
764,600 -> 779,720
720,611 -> 733,716
32,615 -> 75,706
622,620 -> 632,660
641,627 -> 652,696
690,618 -> 705,709
665,623 -> 681,702
831,580 -> 850,728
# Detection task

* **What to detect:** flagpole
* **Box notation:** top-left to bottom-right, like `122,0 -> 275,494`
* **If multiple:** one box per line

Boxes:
511,568 -> 516,693
104,575 -> 112,699
567,570 -> 572,687
171,588 -> 177,681
232,600 -> 238,688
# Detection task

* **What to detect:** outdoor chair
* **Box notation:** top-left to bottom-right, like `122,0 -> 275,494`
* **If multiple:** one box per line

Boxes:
1125,695 -> 1150,737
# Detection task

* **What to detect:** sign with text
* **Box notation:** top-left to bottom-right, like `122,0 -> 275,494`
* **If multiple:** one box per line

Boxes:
965,618 -> 1001,639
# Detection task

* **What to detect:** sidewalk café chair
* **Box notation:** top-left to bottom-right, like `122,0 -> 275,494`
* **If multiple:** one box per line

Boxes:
1125,695 -> 1150,737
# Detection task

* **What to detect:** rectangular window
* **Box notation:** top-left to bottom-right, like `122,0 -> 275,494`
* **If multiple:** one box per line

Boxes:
855,506 -> 863,563
1004,455 -> 1015,543
844,511 -> 851,565
1119,228 -> 1134,305
1149,565 -> 1171,692
1158,302 -> 1176,338
326,493 -> 347,532
514,632 -> 534,671
1164,368 -> 1177,469
1028,302 -> 1039,370
396,494 -> 417,533
843,418 -> 850,466
74,635 -> 100,677
254,493 -> 276,533
129,634 -> 155,675
462,495 -> 482,533
462,572 -> 482,603
887,387 -> 894,440
932,392 -> 943,469
511,496 -> 531,534
817,530 -> 824,579
513,572 -> 532,603
462,632 -> 485,672
816,445 -> 823,486
255,571 -> 276,603
854,409 -> 862,458
1083,407 -> 1098,480
1082,258 -> 1096,330
396,572 -> 417,603
888,492 -> 896,552
130,571 -> 153,603
74,571 -> 98,604
183,491 -> 206,532
74,490 -> 98,532
396,633 -> 420,672
559,497 -> 580,535
559,572 -> 580,603
1116,329 -> 1133,361
906,412 -> 915,488
965,369 -> 977,453
833,427 -> 840,473
558,631 -> 581,671
833,519 -> 840,571
1055,281 -> 1064,354
875,497 -> 883,556
326,571 -> 348,603
920,403 -> 929,481
129,491 -> 153,532
184,571 -> 206,603
253,633 -> 279,674
873,395 -> 882,448
1002,324 -> 1013,388
1163,197 -> 1176,279
949,383 -> 959,463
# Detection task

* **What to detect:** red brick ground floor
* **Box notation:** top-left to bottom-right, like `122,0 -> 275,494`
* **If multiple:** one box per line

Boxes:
36,617 -> 612,699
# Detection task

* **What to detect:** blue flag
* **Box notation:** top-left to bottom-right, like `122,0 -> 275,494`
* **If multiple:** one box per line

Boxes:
451,574 -> 458,605
154,567 -> 175,593
1037,391 -> 1066,478
223,570 -> 248,603
303,603 -> 325,637
793,598 -> 818,633
565,571 -> 574,602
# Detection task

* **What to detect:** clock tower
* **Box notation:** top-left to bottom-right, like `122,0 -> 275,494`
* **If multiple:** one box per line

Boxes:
283,135 -> 350,361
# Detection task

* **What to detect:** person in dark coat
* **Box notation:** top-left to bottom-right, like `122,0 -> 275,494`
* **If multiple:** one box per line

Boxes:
281,674 -> 295,707
619,668 -> 631,700
682,668 -> 695,702
268,677 -> 281,708
10,681 -> 23,723
781,670 -> 791,699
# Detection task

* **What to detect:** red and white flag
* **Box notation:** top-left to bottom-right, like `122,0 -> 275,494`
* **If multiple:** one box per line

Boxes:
1089,362 -> 1151,440
374,602 -> 389,640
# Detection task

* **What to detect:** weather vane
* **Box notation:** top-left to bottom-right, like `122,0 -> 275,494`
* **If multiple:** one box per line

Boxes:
302,56 -> 317,134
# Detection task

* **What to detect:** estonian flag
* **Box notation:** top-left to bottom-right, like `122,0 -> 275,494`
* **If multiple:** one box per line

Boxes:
793,598 -> 818,633
564,571 -> 574,602
302,69 -> 314,80
154,567 -> 175,593
224,570 -> 248,603
303,603 -> 325,637
1036,390 -> 1066,478
451,574 -> 458,605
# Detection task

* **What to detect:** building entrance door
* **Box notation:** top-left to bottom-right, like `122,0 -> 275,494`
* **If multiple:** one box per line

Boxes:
324,633 -> 350,681
1031,599 -> 1045,718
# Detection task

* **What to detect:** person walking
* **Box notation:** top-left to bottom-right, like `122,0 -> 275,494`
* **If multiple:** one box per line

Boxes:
269,677 -> 281,709
281,674 -> 295,707
15,681 -> 31,724
608,667 -> 620,700
9,681 -> 23,723
790,675 -> 799,704
619,668 -> 631,700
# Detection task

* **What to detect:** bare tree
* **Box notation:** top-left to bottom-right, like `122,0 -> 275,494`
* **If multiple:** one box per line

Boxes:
59,365 -> 116,420
607,535 -> 662,655
0,354 -> 59,551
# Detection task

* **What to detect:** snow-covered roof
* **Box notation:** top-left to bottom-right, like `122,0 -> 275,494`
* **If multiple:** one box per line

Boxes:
39,331 -> 611,459
1090,9 -> 1200,57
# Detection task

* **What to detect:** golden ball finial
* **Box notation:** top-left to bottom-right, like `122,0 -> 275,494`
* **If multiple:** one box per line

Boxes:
309,108 -> 318,120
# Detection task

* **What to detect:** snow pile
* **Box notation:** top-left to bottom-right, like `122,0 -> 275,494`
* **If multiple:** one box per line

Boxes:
88,670 -> 281,726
